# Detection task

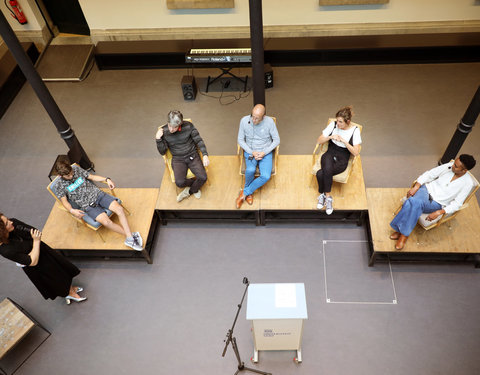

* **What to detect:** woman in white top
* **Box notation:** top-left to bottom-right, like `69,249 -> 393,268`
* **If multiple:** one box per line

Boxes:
315,106 -> 362,214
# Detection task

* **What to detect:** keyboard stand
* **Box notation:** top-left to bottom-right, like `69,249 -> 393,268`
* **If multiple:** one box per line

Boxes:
206,67 -> 248,93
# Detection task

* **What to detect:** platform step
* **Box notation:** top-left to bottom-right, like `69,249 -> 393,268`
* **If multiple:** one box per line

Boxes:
37,44 -> 94,82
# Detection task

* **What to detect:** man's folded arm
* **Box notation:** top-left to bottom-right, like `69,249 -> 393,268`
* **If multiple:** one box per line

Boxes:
156,138 -> 168,155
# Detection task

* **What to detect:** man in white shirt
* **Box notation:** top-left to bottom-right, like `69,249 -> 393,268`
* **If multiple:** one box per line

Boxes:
390,154 -> 476,250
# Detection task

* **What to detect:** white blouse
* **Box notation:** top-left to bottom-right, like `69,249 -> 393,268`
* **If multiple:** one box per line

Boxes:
417,161 -> 475,214
322,121 -> 362,148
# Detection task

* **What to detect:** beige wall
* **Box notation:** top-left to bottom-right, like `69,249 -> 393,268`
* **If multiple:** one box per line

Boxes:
2,0 -> 480,47
78,0 -> 480,29
0,0 -> 42,30
0,0 -> 49,48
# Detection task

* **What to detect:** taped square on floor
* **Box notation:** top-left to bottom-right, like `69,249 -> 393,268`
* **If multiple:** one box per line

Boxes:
322,240 -> 397,304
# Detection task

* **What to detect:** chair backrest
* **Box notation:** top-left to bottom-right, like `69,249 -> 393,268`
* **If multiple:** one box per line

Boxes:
463,170 -> 479,205
47,163 -> 82,209
47,175 -> 64,206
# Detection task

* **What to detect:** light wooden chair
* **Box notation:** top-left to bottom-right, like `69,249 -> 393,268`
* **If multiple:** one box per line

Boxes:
161,118 -> 209,192
311,118 -> 363,188
46,164 -> 128,243
395,171 -> 479,232
237,116 -> 279,189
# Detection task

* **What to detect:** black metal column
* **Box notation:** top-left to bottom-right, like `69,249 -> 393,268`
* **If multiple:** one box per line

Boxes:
0,12 -> 93,168
440,85 -> 480,164
248,0 -> 265,106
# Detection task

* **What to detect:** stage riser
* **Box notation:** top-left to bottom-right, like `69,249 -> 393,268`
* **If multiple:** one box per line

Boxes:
157,209 -> 367,226
366,189 -> 480,267
260,210 -> 366,225
95,46 -> 480,70
42,189 -> 159,264
58,250 -> 148,261
0,43 -> 39,119
158,210 -> 260,225
369,253 -> 480,267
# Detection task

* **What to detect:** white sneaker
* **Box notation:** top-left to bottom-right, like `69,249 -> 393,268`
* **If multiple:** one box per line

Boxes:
125,237 -> 143,251
193,190 -> 201,199
326,196 -> 334,215
316,193 -> 326,209
176,187 -> 191,202
132,232 -> 143,247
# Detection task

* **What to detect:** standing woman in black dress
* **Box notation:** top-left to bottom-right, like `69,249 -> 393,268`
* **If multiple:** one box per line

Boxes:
0,213 -> 86,304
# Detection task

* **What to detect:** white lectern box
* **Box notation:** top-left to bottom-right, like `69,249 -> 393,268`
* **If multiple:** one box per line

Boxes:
246,283 -> 308,363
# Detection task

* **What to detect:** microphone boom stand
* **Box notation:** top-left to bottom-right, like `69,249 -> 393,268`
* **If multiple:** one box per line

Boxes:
222,277 -> 271,375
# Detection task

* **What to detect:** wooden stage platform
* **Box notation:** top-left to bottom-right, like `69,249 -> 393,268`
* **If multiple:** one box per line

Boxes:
42,188 -> 159,263
156,154 -> 368,225
39,156 -> 479,267
366,188 -> 480,267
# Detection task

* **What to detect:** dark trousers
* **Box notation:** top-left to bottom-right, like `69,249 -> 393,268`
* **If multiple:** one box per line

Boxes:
171,153 -> 207,194
316,144 -> 349,193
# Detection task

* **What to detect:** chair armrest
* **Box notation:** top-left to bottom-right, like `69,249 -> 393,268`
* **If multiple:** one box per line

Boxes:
56,201 -> 68,212
237,144 -> 244,175
351,145 -> 362,165
312,144 -> 319,163
273,145 -> 279,171
98,181 -> 116,197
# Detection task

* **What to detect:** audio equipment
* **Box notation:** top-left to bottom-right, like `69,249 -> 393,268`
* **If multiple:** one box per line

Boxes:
181,75 -> 197,101
186,48 -> 252,63
264,64 -> 273,89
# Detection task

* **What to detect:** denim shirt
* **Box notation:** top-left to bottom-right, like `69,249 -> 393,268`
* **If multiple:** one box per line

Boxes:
237,115 -> 280,155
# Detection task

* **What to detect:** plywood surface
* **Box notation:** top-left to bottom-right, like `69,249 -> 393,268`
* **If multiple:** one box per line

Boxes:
157,155 -> 367,212
166,0 -> 234,9
367,188 -> 480,254
42,188 -> 159,250
0,299 -> 35,359
320,0 -> 388,4
260,155 -> 367,210
156,155 -> 260,211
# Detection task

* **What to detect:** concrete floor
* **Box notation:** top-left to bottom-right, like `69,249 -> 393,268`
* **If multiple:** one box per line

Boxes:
0,62 -> 479,375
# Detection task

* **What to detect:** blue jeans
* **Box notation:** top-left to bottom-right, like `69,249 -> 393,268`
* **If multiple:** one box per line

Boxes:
243,151 -> 272,196
390,185 -> 442,236
85,192 -> 117,220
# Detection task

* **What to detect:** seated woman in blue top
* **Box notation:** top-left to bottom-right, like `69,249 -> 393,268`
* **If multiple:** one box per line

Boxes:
315,106 -> 362,215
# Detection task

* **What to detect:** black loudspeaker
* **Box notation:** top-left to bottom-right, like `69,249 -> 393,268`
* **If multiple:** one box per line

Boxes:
264,64 -> 273,89
181,75 -> 197,101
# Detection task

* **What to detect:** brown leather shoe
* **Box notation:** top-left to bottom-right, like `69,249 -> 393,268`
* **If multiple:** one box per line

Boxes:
395,234 -> 408,250
245,195 -> 253,205
389,231 -> 401,240
236,191 -> 245,209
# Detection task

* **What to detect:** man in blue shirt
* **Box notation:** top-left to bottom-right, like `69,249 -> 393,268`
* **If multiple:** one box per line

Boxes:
236,104 -> 280,209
